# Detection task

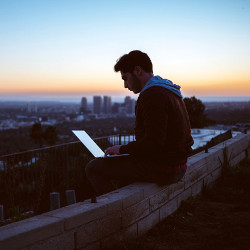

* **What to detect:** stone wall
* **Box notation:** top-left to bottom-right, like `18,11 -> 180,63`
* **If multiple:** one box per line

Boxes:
0,133 -> 249,250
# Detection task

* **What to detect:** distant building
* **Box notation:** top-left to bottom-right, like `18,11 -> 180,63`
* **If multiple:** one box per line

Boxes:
103,96 -> 112,114
93,96 -> 102,114
130,99 -> 136,114
112,102 -> 120,114
124,96 -> 135,114
80,97 -> 87,114
27,103 -> 38,113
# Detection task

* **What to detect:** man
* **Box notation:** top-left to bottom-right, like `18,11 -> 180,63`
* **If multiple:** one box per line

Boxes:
85,50 -> 193,196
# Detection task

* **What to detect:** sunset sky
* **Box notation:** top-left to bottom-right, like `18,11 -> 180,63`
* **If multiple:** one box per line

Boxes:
0,0 -> 249,101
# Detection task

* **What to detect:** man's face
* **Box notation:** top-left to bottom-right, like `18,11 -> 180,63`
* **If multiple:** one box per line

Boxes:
121,71 -> 141,94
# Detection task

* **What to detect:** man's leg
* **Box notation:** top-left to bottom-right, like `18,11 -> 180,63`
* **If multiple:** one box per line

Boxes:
85,155 -> 157,195
85,155 -> 187,196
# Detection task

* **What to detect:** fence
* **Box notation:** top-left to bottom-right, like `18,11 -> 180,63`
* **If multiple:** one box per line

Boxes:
0,130 -> 236,222
0,134 -> 135,219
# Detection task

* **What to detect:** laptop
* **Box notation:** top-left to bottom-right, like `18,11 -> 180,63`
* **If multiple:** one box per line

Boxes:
72,130 -> 129,158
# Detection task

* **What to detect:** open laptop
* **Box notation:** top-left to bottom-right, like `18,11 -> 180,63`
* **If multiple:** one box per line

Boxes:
72,130 -> 129,158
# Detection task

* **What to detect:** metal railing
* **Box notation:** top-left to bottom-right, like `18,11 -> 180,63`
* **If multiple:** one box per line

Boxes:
0,134 -> 135,219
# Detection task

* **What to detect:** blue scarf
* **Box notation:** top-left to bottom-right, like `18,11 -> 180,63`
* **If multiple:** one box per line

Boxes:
140,75 -> 183,98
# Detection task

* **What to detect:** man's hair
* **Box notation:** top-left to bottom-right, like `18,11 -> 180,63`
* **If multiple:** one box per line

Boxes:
114,50 -> 153,73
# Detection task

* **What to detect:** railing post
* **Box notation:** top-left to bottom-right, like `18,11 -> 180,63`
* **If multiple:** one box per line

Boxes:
0,205 -> 4,221
65,190 -> 76,205
119,134 -> 121,145
50,192 -> 60,211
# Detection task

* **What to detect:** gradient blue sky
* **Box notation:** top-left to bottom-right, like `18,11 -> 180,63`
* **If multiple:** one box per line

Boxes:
0,0 -> 249,100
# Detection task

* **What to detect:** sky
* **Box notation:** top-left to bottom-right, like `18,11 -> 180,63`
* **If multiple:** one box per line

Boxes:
0,0 -> 250,101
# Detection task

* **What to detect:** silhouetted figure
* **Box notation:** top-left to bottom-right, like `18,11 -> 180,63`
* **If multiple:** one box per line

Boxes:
85,50 -> 194,196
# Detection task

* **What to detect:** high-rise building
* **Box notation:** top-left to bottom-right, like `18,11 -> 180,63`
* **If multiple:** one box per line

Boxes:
112,102 -> 120,114
130,99 -> 136,114
27,103 -> 38,113
93,96 -> 102,114
80,97 -> 87,114
124,96 -> 135,114
124,96 -> 131,104
103,96 -> 112,114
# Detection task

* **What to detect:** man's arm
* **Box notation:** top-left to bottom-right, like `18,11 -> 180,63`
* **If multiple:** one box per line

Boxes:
120,89 -> 168,155
105,145 -> 122,156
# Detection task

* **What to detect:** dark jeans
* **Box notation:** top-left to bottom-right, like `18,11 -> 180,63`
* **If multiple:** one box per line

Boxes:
85,155 -> 186,196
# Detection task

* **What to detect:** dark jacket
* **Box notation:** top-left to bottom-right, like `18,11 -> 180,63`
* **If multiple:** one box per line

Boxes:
120,86 -> 194,165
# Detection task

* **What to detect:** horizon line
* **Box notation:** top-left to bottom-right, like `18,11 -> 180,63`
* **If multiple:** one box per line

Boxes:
0,94 -> 249,103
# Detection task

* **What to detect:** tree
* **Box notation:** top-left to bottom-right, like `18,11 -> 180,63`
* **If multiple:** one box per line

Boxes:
30,123 -> 43,147
30,123 -> 58,147
183,96 -> 206,128
43,126 -> 58,145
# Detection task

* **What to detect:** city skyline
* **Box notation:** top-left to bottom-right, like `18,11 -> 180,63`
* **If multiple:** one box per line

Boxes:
0,0 -> 250,98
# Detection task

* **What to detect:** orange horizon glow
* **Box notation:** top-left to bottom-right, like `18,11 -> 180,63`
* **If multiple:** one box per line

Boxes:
0,81 -> 249,97
0,74 -> 249,96
1,67 -> 249,97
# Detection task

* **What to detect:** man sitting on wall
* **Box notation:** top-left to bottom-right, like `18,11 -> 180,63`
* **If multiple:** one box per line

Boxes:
85,50 -> 194,195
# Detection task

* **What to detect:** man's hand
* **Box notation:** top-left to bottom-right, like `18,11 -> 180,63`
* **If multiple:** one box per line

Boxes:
105,145 -> 122,156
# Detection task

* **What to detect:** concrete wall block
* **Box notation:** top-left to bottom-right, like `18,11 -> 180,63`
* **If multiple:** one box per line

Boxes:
189,160 -> 207,174
234,135 -> 249,148
225,136 -> 249,160
168,181 -> 185,200
149,187 -> 169,212
216,137 -> 239,155
205,149 -> 224,172
204,168 -> 222,189
230,151 -> 247,167
98,185 -> 144,210
121,189 -> 144,209
206,156 -> 223,173
112,185 -> 144,209
187,152 -> 206,166
120,223 -> 138,240
185,164 -> 207,189
122,199 -> 150,228
45,198 -> 120,230
100,211 -> 122,238
177,187 -> 192,206
159,198 -> 179,221
231,133 -> 248,142
131,182 -> 162,198
137,209 -> 160,237
187,163 -> 206,177
184,168 -> 202,189
206,144 -> 224,153
23,230 -> 74,250
0,215 -> 64,250
96,195 -> 123,215
100,224 -> 138,249
191,179 -> 204,197
76,220 -> 101,249
203,173 -> 213,188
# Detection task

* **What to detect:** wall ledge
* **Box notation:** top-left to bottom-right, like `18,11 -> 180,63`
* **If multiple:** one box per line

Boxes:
0,133 -> 249,250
